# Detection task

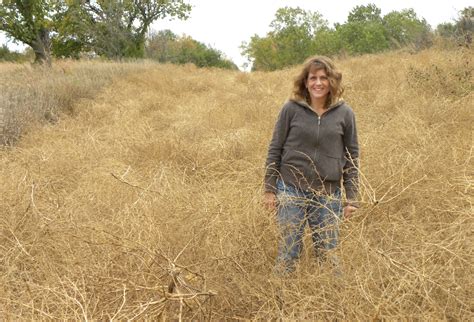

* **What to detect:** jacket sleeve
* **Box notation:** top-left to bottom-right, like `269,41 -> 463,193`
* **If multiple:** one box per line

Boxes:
264,104 -> 292,193
342,108 -> 360,204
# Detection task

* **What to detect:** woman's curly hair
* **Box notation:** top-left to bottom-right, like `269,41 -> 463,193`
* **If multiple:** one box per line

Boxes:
292,55 -> 344,108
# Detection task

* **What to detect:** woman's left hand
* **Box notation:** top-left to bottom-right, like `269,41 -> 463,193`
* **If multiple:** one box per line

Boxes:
343,205 -> 358,219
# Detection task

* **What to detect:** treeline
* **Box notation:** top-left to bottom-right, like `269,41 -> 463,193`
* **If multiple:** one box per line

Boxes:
1,2 -> 472,70
242,5 -> 474,71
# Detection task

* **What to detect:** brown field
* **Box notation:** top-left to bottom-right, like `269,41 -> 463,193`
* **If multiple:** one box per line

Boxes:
0,47 -> 473,319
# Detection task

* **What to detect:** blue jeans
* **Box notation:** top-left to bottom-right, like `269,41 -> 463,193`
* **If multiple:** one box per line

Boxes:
275,180 -> 343,273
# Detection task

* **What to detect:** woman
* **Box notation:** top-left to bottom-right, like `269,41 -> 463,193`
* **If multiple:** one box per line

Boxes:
263,56 -> 359,274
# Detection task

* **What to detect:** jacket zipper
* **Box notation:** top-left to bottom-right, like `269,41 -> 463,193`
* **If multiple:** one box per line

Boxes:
316,116 -> 321,146
303,101 -> 338,148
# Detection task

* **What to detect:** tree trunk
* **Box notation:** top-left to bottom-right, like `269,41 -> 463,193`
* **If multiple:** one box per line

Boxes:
31,27 -> 52,66
132,36 -> 146,58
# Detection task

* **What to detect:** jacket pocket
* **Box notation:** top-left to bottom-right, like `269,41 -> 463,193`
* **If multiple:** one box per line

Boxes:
281,149 -> 313,183
315,153 -> 343,181
281,149 -> 297,163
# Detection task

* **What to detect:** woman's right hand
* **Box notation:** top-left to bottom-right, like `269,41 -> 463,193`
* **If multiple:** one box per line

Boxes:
263,192 -> 278,211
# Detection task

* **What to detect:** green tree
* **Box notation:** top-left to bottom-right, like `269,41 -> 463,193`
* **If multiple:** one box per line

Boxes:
336,21 -> 389,55
383,9 -> 431,48
336,4 -> 389,55
347,3 -> 383,23
51,2 -> 91,59
241,34 -> 279,71
312,28 -> 342,57
0,0 -> 67,65
242,7 -> 328,71
271,7 -> 328,68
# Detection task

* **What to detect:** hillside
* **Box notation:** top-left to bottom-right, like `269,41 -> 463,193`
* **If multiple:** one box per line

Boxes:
0,48 -> 472,319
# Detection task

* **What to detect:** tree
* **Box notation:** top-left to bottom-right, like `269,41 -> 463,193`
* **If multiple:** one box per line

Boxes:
51,2 -> 91,59
383,9 -> 431,48
69,0 -> 191,59
269,6 -> 328,35
335,4 -> 390,55
0,0 -> 67,65
242,7 -> 328,71
312,29 -> 342,57
347,3 -> 383,23
336,21 -> 389,55
145,29 -> 177,63
241,34 -> 279,71
271,7 -> 328,68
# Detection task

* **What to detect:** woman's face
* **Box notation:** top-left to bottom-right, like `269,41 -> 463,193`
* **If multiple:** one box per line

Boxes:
306,68 -> 330,103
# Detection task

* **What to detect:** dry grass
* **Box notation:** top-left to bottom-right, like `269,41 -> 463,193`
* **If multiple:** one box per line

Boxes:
0,47 -> 472,320
0,60 -> 154,145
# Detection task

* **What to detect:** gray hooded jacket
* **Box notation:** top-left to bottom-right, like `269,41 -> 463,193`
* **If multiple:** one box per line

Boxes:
264,99 -> 359,202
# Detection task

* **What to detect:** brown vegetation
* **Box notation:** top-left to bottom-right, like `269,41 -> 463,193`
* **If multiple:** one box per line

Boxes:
0,47 -> 472,319
0,61 -> 153,145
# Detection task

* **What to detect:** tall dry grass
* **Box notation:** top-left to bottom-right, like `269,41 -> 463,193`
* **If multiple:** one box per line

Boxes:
0,47 -> 472,319
0,60 -> 154,145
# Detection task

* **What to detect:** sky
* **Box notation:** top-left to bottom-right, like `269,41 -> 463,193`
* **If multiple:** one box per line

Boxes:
1,0 -> 471,69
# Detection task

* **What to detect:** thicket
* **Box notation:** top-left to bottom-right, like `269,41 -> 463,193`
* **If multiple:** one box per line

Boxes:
436,7 -> 473,45
0,45 -> 31,62
145,30 -> 238,70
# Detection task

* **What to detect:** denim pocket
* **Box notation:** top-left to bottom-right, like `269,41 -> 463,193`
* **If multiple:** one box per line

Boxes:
326,188 -> 343,219
276,180 -> 308,207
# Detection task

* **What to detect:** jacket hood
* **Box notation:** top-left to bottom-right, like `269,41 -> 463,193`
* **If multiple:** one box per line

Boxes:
291,99 -> 345,111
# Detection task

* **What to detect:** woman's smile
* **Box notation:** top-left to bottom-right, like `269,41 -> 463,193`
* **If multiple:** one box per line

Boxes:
306,69 -> 330,101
